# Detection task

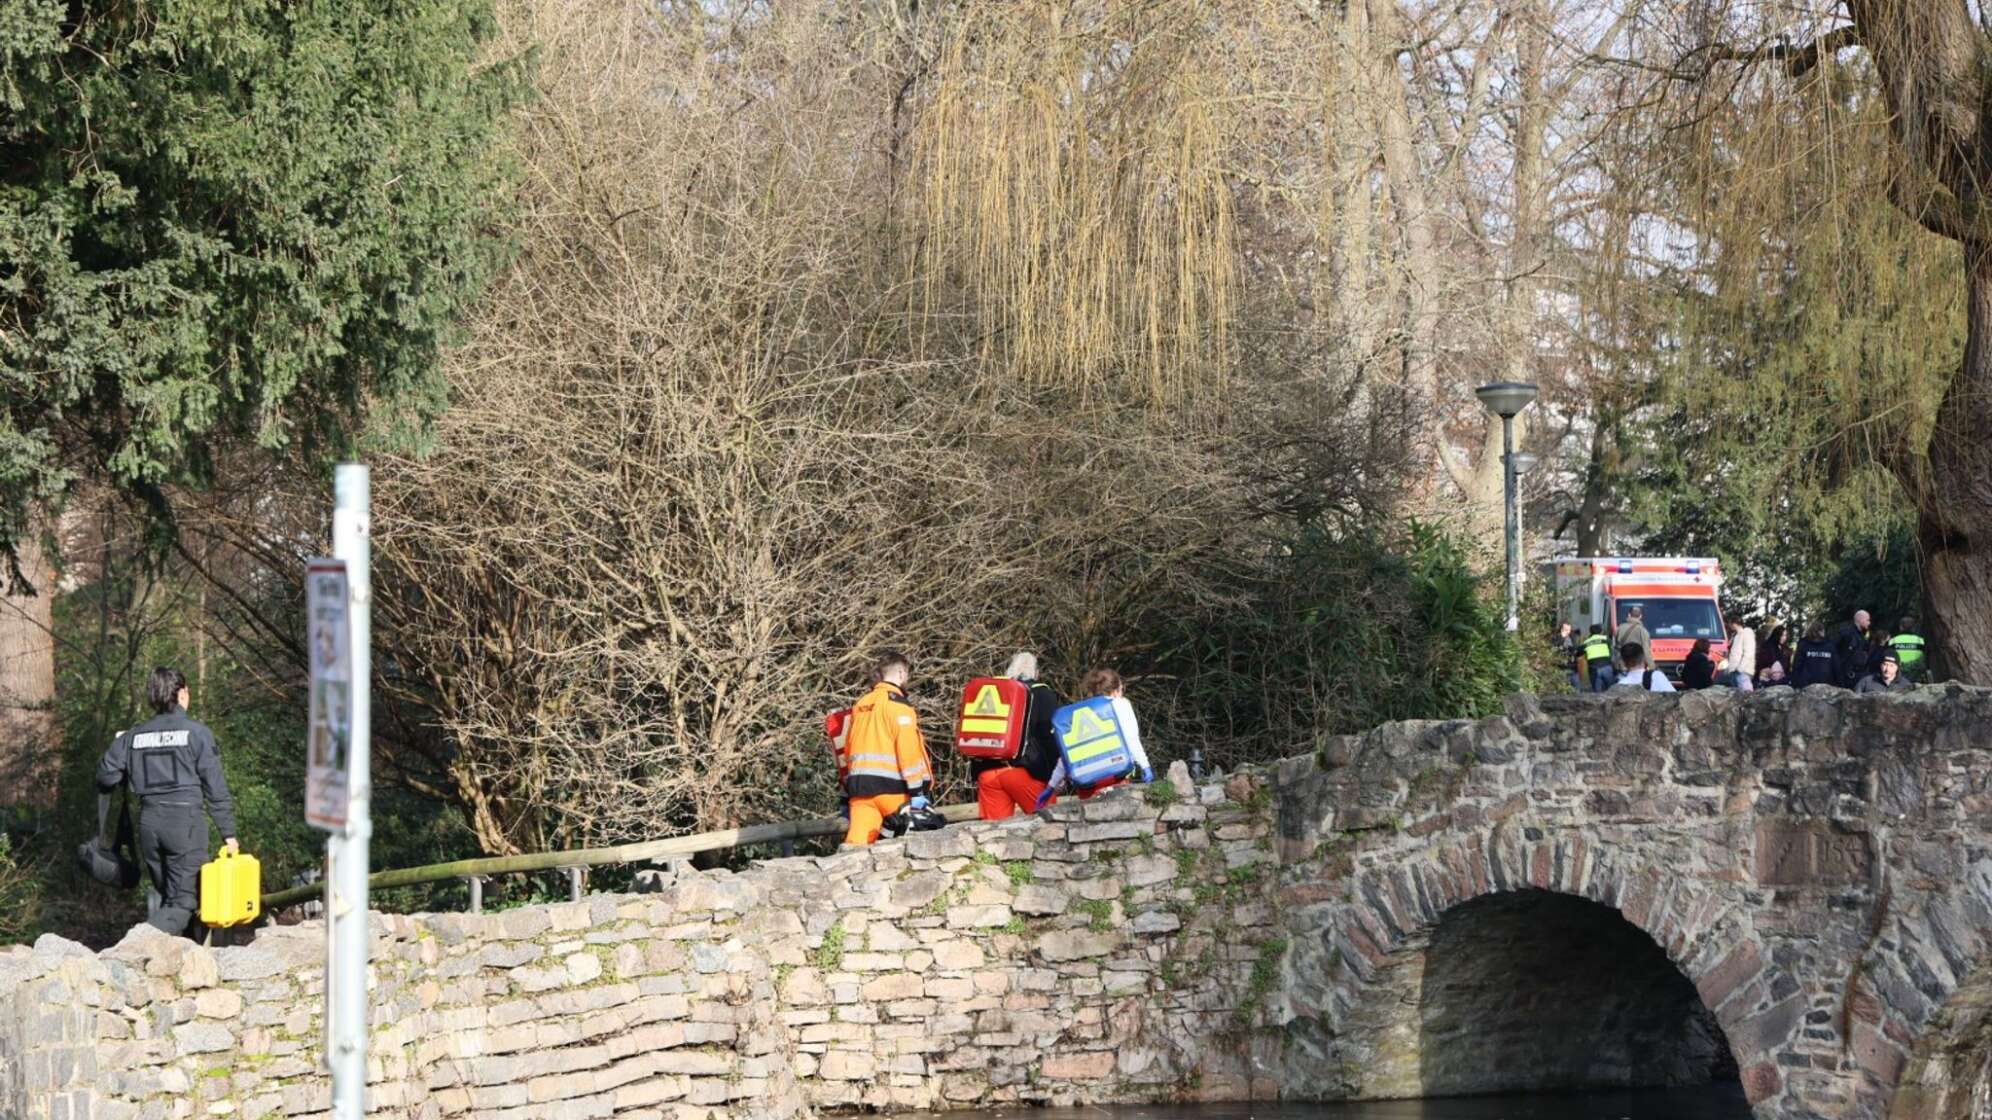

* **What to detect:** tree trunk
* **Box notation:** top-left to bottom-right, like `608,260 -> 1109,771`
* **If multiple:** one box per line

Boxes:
1832,0 -> 1992,684
1571,410 -> 1618,557
1917,251 -> 1992,684
1367,0 -> 1443,442
1455,1 -> 1544,547
0,533 -> 58,807
1325,0 -> 1382,376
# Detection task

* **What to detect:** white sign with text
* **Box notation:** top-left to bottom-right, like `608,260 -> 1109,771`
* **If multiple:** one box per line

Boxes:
305,559 -> 352,832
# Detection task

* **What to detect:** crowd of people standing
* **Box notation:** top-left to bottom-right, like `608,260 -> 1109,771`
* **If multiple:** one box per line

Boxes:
1558,609 -> 1929,695
1725,609 -> 1926,692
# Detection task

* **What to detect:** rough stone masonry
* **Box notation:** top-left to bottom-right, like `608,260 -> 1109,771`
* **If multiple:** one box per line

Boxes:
5,685 -> 1992,1120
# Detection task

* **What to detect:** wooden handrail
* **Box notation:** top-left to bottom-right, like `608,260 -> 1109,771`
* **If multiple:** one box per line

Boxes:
260,801 -> 982,911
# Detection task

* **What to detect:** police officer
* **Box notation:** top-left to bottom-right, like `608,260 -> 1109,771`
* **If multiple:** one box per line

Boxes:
1834,609 -> 1874,689
96,667 -> 239,937
1889,617 -> 1929,681
1580,625 -> 1615,692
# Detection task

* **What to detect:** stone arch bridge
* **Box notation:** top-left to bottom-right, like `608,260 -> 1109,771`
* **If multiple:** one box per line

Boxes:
4,687 -> 1991,1119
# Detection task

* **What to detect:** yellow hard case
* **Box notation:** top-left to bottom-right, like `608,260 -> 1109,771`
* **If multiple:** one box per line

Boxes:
199,849 -> 262,928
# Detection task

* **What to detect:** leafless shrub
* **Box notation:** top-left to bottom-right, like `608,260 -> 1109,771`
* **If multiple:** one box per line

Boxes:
153,0 -> 1416,856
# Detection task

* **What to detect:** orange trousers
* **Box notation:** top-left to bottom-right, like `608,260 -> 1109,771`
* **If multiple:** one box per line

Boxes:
844,793 -> 909,846
978,766 -> 1051,820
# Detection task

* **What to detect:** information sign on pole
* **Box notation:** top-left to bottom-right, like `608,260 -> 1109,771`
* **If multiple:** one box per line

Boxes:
304,558 -> 352,832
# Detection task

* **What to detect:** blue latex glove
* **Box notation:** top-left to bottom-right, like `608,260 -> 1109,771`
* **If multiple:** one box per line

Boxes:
909,796 -> 930,810
838,801 -> 850,821
1140,766 -> 1155,783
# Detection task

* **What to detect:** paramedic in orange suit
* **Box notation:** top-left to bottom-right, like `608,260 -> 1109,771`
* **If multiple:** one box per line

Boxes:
842,651 -> 934,845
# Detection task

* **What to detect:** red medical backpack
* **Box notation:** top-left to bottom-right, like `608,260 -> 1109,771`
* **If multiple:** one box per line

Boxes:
825,708 -> 852,782
953,677 -> 1030,761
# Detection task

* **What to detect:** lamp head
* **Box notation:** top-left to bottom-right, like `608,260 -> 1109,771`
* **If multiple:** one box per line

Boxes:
1475,381 -> 1540,419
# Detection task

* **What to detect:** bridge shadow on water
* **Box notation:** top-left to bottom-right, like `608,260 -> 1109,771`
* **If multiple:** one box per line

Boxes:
1412,889 -> 1748,1116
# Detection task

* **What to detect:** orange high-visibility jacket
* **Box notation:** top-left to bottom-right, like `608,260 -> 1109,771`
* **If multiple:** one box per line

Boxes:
843,682 -> 932,798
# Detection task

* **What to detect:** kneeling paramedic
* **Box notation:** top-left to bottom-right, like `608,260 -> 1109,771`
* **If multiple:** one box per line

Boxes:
95,667 -> 240,937
842,651 -> 935,845
1036,668 -> 1154,805
975,652 -> 1065,820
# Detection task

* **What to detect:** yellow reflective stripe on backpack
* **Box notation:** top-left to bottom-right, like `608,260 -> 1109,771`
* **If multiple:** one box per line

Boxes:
1067,736 -> 1125,763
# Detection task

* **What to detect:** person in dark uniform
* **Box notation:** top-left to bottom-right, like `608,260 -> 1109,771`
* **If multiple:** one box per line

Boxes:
1791,622 -> 1839,689
1681,638 -> 1717,690
96,667 -> 239,937
1834,609 -> 1874,689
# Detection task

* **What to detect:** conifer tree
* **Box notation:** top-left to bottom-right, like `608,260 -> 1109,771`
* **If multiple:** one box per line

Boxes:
0,0 -> 521,563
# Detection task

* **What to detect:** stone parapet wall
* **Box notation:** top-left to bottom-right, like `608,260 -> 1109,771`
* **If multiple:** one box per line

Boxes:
9,686 -> 1992,1120
0,765 -> 1281,1120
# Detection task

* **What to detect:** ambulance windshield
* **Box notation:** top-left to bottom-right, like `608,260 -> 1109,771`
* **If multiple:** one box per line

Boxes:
1615,598 -> 1723,639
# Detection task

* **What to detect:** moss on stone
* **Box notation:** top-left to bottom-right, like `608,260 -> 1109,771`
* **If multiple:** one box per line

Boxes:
814,920 -> 846,971
1075,898 -> 1115,932
1173,847 -> 1199,878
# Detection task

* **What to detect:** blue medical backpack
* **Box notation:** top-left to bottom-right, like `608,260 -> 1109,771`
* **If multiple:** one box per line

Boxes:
1050,696 -> 1133,788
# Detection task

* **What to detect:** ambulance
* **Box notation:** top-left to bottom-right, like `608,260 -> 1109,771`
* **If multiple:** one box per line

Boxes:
1552,556 -> 1727,683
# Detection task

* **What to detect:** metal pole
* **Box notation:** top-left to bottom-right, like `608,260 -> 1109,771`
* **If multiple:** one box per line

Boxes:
467,876 -> 484,915
1503,414 -> 1519,632
328,463 -> 372,1120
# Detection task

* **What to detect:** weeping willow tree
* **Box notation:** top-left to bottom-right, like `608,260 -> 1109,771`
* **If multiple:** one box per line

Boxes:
1606,31 -> 1962,629
907,2 -> 1241,404
1629,1 -> 1992,683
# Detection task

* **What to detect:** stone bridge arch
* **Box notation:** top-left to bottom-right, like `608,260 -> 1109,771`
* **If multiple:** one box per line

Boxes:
1280,830 -> 1769,1108
1265,687 -> 1992,1120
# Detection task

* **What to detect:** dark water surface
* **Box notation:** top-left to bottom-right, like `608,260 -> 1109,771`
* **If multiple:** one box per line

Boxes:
890,1085 -> 1754,1120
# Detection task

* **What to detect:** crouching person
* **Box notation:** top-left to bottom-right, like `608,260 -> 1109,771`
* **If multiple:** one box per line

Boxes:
842,651 -> 934,845
974,652 -> 1065,820
1035,668 -> 1154,807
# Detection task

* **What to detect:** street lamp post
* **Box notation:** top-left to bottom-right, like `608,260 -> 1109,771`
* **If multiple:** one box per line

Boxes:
1474,382 -> 1539,633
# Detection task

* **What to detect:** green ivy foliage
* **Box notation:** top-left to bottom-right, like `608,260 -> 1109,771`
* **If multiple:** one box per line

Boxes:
0,833 -> 36,944
0,0 -> 523,563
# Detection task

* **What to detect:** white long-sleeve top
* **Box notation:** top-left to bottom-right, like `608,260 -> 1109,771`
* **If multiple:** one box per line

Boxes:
1039,696 -> 1152,800
1729,626 -> 1757,677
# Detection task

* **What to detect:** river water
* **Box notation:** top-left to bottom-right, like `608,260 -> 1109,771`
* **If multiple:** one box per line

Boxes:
890,1085 -> 1754,1120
